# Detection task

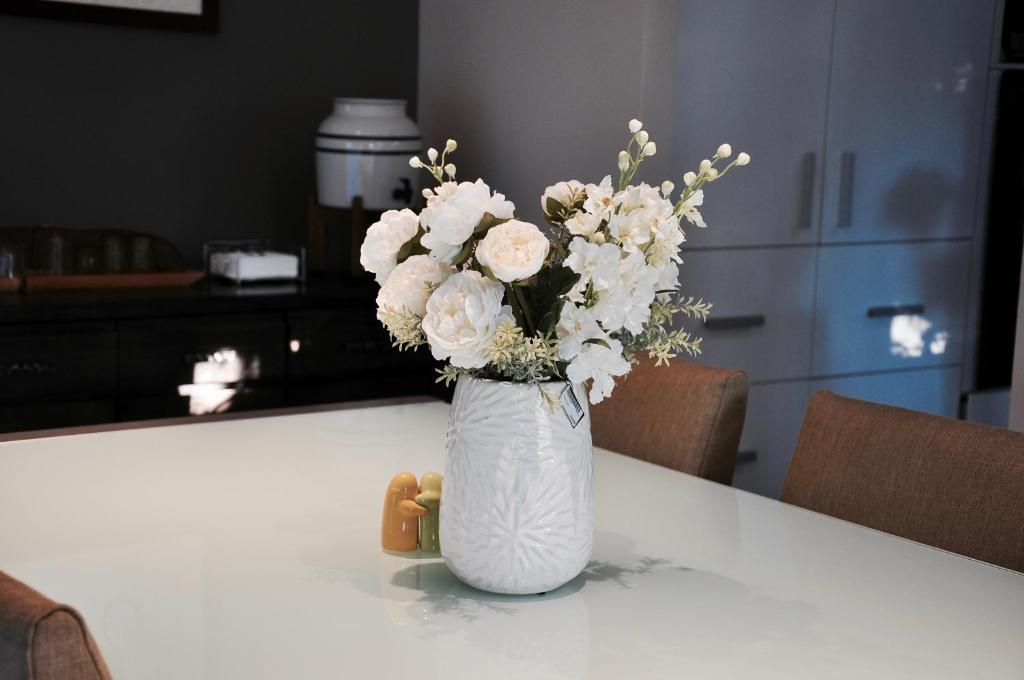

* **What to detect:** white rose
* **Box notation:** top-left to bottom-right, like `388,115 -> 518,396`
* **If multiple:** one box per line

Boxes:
376,255 -> 453,320
359,208 -> 420,284
566,337 -> 631,404
564,211 -> 603,238
422,270 -> 510,368
541,180 -> 585,216
420,179 -> 515,262
475,219 -> 550,282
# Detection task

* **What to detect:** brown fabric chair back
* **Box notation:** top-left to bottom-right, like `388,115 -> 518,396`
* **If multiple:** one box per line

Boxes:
782,390 -> 1024,572
0,571 -> 112,680
591,358 -> 748,484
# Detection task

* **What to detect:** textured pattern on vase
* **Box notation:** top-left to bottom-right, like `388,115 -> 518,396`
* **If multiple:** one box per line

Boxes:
441,377 -> 594,594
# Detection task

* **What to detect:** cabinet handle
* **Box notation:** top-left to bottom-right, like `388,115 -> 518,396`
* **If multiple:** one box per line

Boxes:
0,362 -> 56,377
837,151 -> 855,228
736,450 -> 758,464
867,303 -> 925,318
798,152 -> 815,230
703,314 -> 766,330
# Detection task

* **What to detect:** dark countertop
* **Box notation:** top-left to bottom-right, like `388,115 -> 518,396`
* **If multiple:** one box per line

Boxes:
0,275 -> 378,324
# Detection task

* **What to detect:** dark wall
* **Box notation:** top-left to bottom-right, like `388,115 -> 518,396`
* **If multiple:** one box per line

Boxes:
0,1 -> 419,264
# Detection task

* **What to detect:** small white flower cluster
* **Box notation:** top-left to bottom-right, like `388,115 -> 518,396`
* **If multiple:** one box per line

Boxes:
359,119 -> 748,403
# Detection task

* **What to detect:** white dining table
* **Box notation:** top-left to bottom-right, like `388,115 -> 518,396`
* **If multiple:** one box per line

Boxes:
1,399 -> 1022,679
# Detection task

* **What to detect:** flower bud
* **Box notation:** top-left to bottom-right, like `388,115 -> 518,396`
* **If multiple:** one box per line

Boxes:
716,143 -> 732,158
421,188 -> 433,198
427,147 -> 438,163
592,231 -> 606,244
628,118 -> 643,133
699,159 -> 712,172
706,168 -> 720,180
445,138 -> 458,153
736,152 -> 751,166
683,171 -> 697,186
660,180 -> 675,196
617,150 -> 630,172
635,130 -> 649,147
444,163 -> 456,178
642,141 -> 657,157
408,156 -> 423,168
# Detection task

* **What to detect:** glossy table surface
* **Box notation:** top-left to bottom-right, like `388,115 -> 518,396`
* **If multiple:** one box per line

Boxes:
1,401 -> 1022,679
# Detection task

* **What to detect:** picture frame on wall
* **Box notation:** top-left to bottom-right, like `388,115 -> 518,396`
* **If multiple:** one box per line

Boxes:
1,0 -> 218,33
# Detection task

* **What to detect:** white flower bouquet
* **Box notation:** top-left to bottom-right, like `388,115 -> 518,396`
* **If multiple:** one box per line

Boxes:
360,119 -> 748,404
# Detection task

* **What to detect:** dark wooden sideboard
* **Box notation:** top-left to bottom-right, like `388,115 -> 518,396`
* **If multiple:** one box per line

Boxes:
0,277 -> 441,433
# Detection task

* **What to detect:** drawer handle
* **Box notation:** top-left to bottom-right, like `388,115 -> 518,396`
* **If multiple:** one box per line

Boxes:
798,152 -> 815,231
867,303 -> 925,318
703,315 -> 766,330
0,362 -> 56,377
837,151 -> 855,228
736,450 -> 758,464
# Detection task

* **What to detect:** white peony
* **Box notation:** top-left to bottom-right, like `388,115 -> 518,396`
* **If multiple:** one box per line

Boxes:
679,189 -> 707,228
566,337 -> 631,404
421,270 -> 510,368
359,208 -> 420,284
541,180 -> 585,216
420,179 -> 515,262
475,219 -> 550,282
564,211 -> 603,238
564,237 -> 621,301
376,255 -> 453,320
555,302 -> 606,361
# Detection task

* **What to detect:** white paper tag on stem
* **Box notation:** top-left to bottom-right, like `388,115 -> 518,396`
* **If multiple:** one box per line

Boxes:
560,384 -> 585,428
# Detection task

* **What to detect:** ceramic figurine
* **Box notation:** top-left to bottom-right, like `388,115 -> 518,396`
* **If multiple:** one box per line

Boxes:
381,472 -> 420,552
414,472 -> 443,554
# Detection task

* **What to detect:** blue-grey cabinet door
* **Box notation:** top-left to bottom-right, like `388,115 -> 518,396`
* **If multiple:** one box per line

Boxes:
812,242 -> 971,376
813,366 -> 962,418
732,381 -> 811,499
682,247 -> 816,382
821,0 -> 994,242
673,0 -> 833,247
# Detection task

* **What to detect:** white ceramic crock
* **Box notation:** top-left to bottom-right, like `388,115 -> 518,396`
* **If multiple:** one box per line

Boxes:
315,98 -> 421,210
440,376 -> 594,595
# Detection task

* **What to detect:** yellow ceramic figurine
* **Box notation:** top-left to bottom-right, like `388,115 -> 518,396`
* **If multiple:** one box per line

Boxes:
381,471 -> 443,554
381,472 -> 420,552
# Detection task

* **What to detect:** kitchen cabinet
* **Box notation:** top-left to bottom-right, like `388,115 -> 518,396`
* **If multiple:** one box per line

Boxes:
684,247 -> 816,382
813,366 -> 962,418
821,0 -> 994,242
732,381 -> 811,498
812,241 -> 971,376
675,0 -> 833,247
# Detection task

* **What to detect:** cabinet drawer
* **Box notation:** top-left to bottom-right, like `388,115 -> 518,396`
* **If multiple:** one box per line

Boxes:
812,242 -> 970,376
118,314 -> 286,395
812,366 -> 961,418
732,381 -> 810,499
0,323 -> 116,402
682,247 -> 815,381
287,308 -> 431,381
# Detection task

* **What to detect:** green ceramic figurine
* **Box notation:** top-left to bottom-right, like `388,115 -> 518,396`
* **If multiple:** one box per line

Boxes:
414,472 -> 442,554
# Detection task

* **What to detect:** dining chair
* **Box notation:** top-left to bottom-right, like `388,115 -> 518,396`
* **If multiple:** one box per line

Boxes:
0,571 -> 112,680
781,390 -> 1024,572
590,357 -> 749,484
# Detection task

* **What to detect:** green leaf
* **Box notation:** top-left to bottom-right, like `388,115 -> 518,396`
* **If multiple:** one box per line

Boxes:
583,337 -> 611,349
450,239 -> 476,267
544,197 -> 565,218
472,212 -> 512,236
394,227 -> 428,263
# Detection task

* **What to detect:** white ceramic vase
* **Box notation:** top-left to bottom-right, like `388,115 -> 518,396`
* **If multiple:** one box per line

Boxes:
440,376 -> 594,595
315,98 -> 421,210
